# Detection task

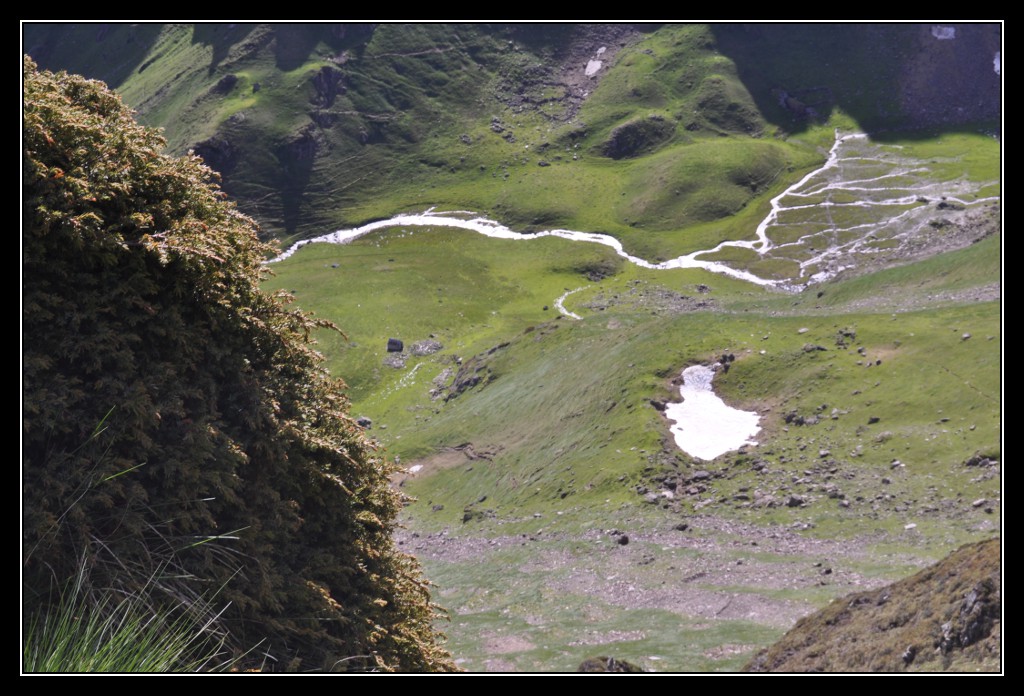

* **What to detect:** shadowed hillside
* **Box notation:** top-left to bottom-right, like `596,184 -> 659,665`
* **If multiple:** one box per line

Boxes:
23,23 -> 1001,244
745,538 -> 1001,672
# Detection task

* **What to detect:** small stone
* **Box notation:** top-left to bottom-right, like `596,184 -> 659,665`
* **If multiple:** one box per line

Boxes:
972,498 -> 988,508
902,645 -> 917,665
617,534 -> 630,546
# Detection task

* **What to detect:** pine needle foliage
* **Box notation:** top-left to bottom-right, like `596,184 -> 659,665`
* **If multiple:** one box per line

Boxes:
22,56 -> 455,672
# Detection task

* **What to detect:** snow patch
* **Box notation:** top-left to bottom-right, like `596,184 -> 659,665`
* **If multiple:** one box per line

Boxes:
664,365 -> 761,461
585,59 -> 602,76
931,25 -> 956,40
994,51 -> 1001,75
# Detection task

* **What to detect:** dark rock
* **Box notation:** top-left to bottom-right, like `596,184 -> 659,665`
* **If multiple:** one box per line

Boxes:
310,65 -> 346,107
786,495 -> 805,508
192,135 -> 238,175
964,454 -> 996,468
431,504 -> 444,512
213,73 -> 238,93
835,327 -> 856,348
386,338 -> 404,353
673,522 -> 689,531
537,160 -> 550,167
462,506 -> 495,524
283,123 -> 322,163
902,645 -> 916,665
649,399 -> 667,411
868,416 -> 881,424
356,416 -> 372,428
617,534 -> 630,545
577,656 -> 645,673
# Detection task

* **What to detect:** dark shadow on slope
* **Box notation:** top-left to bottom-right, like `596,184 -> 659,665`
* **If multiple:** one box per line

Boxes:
275,125 -> 321,235
190,23 -> 260,74
710,23 -> 1001,136
269,23 -> 378,72
23,23 -> 164,89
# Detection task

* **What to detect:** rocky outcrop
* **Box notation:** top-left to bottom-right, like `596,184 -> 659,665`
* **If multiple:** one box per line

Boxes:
745,538 -> 1000,672
310,65 -> 345,107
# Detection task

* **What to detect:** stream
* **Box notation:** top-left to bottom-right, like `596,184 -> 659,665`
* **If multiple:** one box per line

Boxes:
268,130 -> 996,460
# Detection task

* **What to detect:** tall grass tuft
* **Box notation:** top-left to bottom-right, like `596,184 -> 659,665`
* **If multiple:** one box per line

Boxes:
23,569 -> 237,673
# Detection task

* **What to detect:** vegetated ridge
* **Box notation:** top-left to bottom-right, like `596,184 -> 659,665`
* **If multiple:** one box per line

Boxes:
745,538 -> 1000,672
23,23 -> 1000,245
22,56 -> 454,672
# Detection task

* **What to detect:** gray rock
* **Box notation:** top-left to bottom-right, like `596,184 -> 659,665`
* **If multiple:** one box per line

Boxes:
411,339 -> 443,356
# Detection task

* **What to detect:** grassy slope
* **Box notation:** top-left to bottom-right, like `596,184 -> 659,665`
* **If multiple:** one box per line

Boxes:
259,27 -> 999,672
27,23 -> 1001,671
24,23 -> 824,257
263,211 -> 999,671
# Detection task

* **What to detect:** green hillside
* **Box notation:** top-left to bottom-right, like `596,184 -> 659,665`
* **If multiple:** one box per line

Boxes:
24,23 -> 1001,672
24,23 -> 1000,246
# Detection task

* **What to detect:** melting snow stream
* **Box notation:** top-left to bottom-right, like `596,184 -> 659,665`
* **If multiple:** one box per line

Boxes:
269,131 -> 997,460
